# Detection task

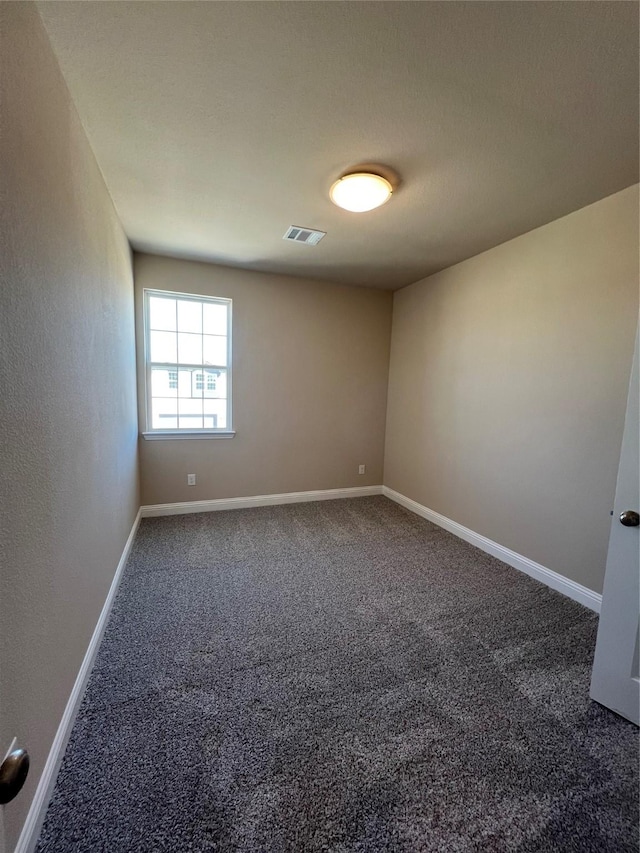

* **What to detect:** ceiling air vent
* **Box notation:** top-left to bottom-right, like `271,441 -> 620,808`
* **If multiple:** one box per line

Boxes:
283,226 -> 326,246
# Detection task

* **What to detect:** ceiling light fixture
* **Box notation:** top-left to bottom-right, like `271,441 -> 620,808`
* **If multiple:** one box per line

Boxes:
330,171 -> 393,213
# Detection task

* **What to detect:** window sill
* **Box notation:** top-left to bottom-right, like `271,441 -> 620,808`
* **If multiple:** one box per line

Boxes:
142,430 -> 236,441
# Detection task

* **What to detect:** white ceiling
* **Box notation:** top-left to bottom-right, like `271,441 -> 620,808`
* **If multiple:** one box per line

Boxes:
37,1 -> 639,290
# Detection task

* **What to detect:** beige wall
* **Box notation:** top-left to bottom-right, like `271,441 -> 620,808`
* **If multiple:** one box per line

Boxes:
0,7 -> 634,843
135,255 -> 392,505
384,185 -> 639,595
0,5 -> 139,849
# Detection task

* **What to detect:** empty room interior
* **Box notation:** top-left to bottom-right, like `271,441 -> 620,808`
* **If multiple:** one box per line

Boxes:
1,2 -> 639,851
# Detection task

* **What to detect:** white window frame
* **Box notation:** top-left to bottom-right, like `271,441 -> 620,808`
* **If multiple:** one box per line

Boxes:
142,289 -> 234,440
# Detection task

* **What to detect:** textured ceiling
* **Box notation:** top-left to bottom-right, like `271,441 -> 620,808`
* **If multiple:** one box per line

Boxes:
37,1 -> 639,290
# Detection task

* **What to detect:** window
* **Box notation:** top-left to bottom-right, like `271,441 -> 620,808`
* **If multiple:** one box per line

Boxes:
143,289 -> 232,436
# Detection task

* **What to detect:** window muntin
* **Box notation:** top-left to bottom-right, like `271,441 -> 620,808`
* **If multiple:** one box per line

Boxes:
144,290 -> 232,433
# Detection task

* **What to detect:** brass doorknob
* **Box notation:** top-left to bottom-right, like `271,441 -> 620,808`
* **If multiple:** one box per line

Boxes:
0,748 -> 29,804
619,510 -> 640,527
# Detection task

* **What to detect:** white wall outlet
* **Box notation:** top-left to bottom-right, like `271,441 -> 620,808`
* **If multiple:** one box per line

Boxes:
358,464 -> 366,475
187,473 -> 196,486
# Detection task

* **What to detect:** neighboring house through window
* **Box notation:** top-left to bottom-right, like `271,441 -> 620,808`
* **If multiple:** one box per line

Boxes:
143,289 -> 232,433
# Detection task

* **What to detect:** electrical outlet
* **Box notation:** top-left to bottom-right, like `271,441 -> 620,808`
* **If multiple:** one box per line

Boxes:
187,473 -> 196,486
358,464 -> 366,475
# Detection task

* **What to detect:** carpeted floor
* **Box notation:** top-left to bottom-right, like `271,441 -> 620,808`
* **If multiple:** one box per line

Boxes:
37,496 -> 639,852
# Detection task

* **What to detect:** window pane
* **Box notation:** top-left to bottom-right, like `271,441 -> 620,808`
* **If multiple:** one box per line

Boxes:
146,291 -> 231,433
203,335 -> 227,366
177,369 -> 201,398
151,397 -> 177,429
150,330 -> 177,363
203,302 -> 228,336
149,297 -> 176,331
151,368 -> 178,398
203,368 -> 226,398
177,300 -> 202,333
204,398 -> 227,429
178,397 -> 203,429
177,332 -> 202,364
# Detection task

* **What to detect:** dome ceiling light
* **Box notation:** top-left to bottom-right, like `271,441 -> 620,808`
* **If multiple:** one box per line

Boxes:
330,171 -> 394,213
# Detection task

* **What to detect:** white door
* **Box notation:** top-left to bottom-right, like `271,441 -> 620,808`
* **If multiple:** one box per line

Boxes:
590,330 -> 639,724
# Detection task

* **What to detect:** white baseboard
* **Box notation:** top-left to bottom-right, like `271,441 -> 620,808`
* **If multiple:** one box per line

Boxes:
140,485 -> 383,518
12,485 -> 600,851
382,487 -> 602,613
15,509 -> 142,853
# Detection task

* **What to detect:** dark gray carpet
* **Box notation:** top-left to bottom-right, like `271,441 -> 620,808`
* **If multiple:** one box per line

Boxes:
37,496 -> 639,852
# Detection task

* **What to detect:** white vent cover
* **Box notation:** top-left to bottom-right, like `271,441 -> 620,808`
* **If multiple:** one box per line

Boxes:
283,226 -> 326,246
